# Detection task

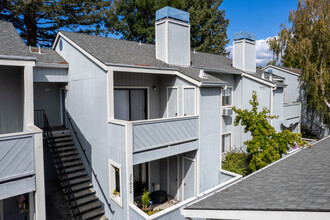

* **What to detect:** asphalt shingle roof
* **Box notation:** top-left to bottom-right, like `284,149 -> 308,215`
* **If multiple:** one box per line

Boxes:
186,136 -> 330,212
0,21 -> 34,59
31,47 -> 67,65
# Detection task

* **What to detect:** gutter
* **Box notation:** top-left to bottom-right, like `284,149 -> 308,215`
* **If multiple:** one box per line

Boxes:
35,63 -> 69,69
202,67 -> 241,75
105,62 -> 177,71
0,54 -> 37,61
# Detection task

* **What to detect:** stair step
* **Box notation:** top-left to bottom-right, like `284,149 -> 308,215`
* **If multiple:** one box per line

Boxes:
78,200 -> 101,214
56,154 -> 80,162
57,145 -> 77,152
62,160 -> 83,168
53,137 -> 73,143
72,188 -> 96,199
58,165 -> 85,174
58,150 -> 78,157
51,131 -> 70,138
74,194 -> 98,207
81,208 -> 104,220
55,141 -> 74,146
71,182 -> 93,192
90,216 -> 108,220
60,171 -> 87,181
64,176 -> 90,186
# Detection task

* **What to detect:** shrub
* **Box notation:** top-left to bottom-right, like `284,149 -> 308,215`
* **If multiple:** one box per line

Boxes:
222,150 -> 250,176
141,188 -> 150,209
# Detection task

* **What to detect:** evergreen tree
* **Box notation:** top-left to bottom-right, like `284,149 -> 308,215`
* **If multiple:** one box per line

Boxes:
268,0 -> 330,123
106,0 -> 229,55
0,0 -> 110,47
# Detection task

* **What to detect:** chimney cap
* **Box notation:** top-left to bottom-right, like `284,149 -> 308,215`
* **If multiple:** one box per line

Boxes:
156,6 -> 189,23
234,31 -> 256,42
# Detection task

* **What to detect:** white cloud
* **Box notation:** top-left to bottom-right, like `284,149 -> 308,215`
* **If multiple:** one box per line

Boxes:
226,37 -> 277,67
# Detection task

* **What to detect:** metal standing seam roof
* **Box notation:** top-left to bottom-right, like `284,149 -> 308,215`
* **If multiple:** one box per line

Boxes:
0,21 -> 35,60
185,136 -> 330,212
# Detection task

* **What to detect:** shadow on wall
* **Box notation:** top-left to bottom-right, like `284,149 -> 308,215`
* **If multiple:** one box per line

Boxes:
66,111 -> 93,179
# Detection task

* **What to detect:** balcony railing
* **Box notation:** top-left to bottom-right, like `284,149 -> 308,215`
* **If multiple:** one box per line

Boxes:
0,133 -> 35,183
283,102 -> 301,120
132,116 -> 199,153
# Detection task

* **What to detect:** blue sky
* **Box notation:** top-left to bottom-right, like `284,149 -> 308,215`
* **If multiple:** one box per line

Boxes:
221,0 -> 298,66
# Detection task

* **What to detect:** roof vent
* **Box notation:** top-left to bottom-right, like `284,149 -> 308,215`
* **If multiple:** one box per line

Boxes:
269,75 -> 272,81
262,73 -> 265,79
139,40 -> 142,45
199,68 -> 206,78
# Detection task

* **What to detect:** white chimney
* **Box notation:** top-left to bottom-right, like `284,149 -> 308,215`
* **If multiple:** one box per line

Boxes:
233,31 -> 256,73
155,6 -> 190,66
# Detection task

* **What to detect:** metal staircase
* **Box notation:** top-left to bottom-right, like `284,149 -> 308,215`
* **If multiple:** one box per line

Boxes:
35,110 -> 108,220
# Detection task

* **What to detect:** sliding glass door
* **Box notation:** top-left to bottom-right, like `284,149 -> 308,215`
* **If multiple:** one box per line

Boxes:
114,89 -> 147,121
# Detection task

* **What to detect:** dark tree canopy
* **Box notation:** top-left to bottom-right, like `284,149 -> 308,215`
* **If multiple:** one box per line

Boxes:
106,0 -> 229,55
0,0 -> 110,47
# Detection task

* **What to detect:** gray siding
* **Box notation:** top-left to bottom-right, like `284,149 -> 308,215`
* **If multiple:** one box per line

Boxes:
0,134 -> 34,182
133,140 -> 198,165
55,37 -> 128,219
0,66 -> 24,134
199,88 -> 221,191
33,67 -> 68,82
132,116 -> 198,153
264,67 -> 300,103
0,176 -> 35,200
34,82 -> 65,127
273,88 -> 284,132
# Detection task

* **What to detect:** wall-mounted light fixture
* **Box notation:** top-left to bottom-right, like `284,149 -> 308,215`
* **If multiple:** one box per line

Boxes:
152,85 -> 157,91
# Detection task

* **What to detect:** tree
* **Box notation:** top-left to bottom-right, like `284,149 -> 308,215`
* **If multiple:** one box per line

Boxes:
268,0 -> 330,124
0,0 -> 110,47
233,91 -> 309,172
106,0 -> 229,55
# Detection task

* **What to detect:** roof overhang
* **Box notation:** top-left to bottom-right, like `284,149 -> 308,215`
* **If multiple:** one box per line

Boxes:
242,72 -> 277,88
182,209 -> 330,220
200,67 -> 241,75
262,65 -> 301,77
35,62 -> 69,69
0,54 -> 36,61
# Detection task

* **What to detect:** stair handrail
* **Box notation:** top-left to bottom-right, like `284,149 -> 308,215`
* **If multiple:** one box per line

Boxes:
36,110 -> 83,219
66,111 -> 115,215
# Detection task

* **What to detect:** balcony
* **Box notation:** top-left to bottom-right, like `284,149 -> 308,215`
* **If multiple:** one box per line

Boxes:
282,102 -> 301,130
0,128 -> 42,199
283,102 -> 301,120
132,116 -> 198,153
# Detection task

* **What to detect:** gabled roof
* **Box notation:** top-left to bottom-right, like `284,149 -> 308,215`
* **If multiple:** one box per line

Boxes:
0,21 -> 35,60
54,31 -> 230,84
263,65 -> 302,76
185,136 -> 330,213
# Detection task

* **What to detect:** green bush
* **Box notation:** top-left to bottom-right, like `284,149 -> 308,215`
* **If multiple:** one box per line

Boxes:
222,150 -> 250,176
141,188 -> 150,208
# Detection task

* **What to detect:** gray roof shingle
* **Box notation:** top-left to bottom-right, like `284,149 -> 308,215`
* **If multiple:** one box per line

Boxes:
186,136 -> 330,212
59,31 -> 285,86
0,21 -> 35,60
31,47 -> 67,65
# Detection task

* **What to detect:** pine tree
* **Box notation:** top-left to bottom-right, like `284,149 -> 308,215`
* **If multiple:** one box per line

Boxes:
0,0 -> 110,47
268,0 -> 330,124
106,0 -> 229,55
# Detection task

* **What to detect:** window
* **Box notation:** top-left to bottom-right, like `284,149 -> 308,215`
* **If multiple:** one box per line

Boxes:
114,88 -> 148,121
222,88 -> 232,107
222,133 -> 231,153
109,160 -> 122,206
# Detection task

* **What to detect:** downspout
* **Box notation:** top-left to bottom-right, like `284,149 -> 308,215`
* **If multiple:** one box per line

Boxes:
270,86 -> 277,126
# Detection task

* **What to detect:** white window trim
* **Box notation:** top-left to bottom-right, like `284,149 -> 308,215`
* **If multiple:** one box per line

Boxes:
166,86 -> 179,117
114,86 -> 150,120
221,132 -> 232,154
182,86 -> 197,117
109,159 -> 123,207
222,86 -> 233,108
